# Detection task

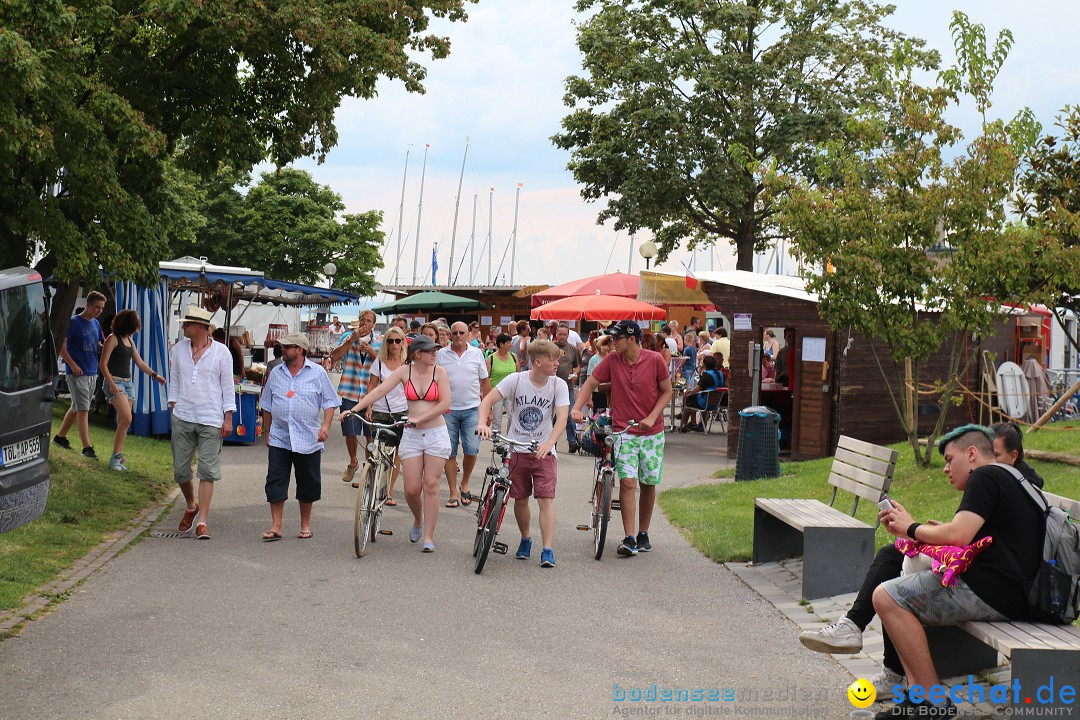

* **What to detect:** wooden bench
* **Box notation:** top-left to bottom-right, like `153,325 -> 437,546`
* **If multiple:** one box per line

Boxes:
752,436 -> 898,599
932,491 -> 1080,708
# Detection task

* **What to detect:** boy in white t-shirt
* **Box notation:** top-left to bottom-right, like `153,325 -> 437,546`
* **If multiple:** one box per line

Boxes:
478,339 -> 569,568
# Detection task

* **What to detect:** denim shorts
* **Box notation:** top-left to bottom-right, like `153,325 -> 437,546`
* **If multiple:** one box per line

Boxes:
445,407 -> 480,457
399,425 -> 452,460
340,398 -> 364,437
108,378 -> 135,401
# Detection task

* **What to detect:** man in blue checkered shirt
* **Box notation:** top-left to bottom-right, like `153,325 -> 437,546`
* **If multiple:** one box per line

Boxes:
330,309 -> 381,483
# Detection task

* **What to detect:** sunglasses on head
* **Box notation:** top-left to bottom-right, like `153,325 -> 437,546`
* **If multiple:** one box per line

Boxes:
386,338 -> 403,344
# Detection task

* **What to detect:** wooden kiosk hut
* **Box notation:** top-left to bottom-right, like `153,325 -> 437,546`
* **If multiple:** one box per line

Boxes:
696,271 -> 1015,460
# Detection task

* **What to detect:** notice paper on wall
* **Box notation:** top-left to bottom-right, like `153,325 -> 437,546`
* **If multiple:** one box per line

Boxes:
733,313 -> 752,331
802,336 -> 827,363
481,316 -> 493,327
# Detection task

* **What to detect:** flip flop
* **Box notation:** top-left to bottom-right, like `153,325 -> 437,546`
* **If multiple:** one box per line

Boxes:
385,497 -> 397,506
445,499 -> 460,508
298,530 -> 313,539
262,531 -> 282,542
460,490 -> 477,503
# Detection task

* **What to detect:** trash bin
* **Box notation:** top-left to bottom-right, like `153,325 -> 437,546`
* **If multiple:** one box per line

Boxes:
735,406 -> 780,481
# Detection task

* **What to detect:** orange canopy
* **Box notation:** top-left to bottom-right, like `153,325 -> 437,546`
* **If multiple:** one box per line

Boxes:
530,294 -> 666,321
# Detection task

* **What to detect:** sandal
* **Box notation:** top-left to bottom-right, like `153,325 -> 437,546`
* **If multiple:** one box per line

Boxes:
445,498 -> 460,508
385,497 -> 397,506
459,493 -> 473,506
262,531 -> 282,542
298,530 -> 313,539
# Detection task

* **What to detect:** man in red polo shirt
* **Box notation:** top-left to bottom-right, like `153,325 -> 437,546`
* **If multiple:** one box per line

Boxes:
573,320 -> 672,557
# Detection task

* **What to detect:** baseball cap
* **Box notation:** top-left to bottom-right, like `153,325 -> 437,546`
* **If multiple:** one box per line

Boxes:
408,335 -> 439,354
277,332 -> 311,352
606,320 -> 643,341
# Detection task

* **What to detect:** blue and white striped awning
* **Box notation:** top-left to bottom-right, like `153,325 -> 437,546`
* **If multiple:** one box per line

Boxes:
115,280 -> 171,436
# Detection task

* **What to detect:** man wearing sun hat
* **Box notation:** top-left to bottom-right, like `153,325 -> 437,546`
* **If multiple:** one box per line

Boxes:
572,320 -> 672,557
168,306 -> 236,540
259,333 -> 339,541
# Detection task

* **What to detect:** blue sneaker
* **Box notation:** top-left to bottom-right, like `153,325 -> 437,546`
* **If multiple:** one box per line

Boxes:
636,531 -> 652,552
540,548 -> 555,568
617,536 -> 638,557
515,537 -> 532,559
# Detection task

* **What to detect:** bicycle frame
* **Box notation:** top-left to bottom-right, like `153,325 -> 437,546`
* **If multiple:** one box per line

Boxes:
473,432 -> 537,573
348,415 -> 407,558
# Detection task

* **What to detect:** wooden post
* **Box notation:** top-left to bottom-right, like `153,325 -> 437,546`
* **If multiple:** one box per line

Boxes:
1028,378 -> 1080,433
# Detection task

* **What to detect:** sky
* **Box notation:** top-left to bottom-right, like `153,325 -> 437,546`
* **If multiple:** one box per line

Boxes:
279,0 -> 1080,295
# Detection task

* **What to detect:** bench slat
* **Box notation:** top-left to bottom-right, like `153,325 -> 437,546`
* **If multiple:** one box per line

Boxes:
1020,622 -> 1080,650
828,468 -> 889,504
830,459 -> 891,492
834,446 -> 896,477
837,435 -> 900,465
958,621 -> 1036,653
958,620 -> 1080,654
1037,622 -> 1080,646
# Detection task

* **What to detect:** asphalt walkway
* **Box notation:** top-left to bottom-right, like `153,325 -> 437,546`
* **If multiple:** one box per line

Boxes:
0,430 -> 861,718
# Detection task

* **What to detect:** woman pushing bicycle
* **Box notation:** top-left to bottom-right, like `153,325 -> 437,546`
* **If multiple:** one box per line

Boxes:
343,334 -> 451,553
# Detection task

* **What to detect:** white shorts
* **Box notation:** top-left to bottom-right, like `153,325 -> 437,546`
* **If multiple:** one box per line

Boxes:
398,425 -> 452,460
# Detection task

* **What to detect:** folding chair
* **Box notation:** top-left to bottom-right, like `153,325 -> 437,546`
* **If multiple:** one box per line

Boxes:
682,387 -> 729,434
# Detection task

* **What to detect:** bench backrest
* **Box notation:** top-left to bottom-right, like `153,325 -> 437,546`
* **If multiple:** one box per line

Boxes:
1045,491 -> 1080,518
828,436 -> 899,525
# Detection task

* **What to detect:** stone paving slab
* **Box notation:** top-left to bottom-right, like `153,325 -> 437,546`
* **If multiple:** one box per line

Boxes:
725,558 -> 1014,717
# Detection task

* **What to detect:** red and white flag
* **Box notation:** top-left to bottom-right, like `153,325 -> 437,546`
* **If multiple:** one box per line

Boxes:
682,262 -> 699,291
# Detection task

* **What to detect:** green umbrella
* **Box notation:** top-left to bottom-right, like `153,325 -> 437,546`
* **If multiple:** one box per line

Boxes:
372,290 -> 486,314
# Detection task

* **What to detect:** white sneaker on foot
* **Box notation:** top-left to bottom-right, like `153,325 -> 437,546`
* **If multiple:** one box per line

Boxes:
870,667 -> 905,695
798,616 -> 863,654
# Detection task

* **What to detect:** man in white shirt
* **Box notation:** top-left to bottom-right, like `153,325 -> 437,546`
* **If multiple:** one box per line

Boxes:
168,306 -> 236,540
437,321 -> 491,506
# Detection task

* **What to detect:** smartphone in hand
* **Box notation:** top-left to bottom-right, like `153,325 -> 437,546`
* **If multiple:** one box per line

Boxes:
877,495 -> 896,512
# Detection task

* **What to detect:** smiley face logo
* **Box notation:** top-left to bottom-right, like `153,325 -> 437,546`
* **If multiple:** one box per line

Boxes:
847,679 -> 876,708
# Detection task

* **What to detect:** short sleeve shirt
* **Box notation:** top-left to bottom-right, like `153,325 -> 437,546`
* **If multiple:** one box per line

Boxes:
591,349 -> 668,436
261,359 -> 340,454
496,371 -> 569,449
555,343 -> 581,382
66,315 -> 104,375
955,464 -> 1045,619
337,333 -> 382,402
370,359 -> 408,415
437,345 -> 489,410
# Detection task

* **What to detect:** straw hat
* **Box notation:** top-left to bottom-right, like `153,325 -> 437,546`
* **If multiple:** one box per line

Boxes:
181,306 -> 214,326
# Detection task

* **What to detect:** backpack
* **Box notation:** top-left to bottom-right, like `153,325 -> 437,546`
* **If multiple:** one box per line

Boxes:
997,463 -> 1080,624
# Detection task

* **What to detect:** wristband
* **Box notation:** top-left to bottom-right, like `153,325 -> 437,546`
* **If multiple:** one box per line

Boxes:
907,522 -> 922,540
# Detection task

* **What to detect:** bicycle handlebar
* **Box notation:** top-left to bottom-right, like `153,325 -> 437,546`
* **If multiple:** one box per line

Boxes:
488,431 -> 539,454
340,411 -> 412,429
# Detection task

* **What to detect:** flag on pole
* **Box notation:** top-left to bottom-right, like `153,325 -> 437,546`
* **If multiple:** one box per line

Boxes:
431,246 -> 439,285
682,262 -> 699,290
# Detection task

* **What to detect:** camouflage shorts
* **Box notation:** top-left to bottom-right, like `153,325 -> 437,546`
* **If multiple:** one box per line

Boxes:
615,432 -> 665,486
881,571 -> 1007,626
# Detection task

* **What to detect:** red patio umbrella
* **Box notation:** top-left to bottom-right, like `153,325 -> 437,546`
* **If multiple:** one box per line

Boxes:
530,272 -> 640,307
530,294 -> 666,322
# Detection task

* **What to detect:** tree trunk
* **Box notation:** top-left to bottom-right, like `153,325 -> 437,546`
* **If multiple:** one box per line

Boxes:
735,199 -> 756,271
49,280 -> 80,354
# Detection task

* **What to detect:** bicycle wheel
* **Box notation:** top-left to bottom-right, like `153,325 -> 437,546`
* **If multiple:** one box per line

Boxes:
369,462 -> 391,543
474,485 -> 506,575
593,468 -> 613,560
354,466 -> 376,558
473,472 -> 494,557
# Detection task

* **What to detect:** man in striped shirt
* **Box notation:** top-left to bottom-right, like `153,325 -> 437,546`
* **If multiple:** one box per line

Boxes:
330,309 -> 381,483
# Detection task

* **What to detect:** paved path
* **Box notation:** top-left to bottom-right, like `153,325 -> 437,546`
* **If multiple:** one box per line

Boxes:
0,430 -> 860,718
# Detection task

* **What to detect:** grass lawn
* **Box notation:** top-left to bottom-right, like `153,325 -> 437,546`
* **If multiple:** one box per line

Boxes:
0,403 -> 173,611
658,422 -> 1080,564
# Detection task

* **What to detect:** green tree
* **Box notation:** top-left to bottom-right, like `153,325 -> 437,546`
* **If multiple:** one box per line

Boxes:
775,16 -> 1048,464
1017,106 -> 1080,354
552,0 -> 935,270
0,0 -> 468,335
177,168 -> 385,297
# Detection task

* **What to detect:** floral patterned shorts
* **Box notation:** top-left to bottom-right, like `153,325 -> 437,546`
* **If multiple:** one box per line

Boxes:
615,432 -> 665,486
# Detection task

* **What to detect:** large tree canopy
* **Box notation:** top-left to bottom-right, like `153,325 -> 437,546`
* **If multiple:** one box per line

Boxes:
173,168 -> 385,297
553,0 -> 935,270
1,0 -> 468,332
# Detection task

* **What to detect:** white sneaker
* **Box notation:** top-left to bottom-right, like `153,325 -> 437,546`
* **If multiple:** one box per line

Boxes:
798,616 -> 863,654
870,667 -> 905,695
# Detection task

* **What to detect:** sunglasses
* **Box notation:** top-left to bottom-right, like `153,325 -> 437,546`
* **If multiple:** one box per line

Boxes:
386,338 -> 403,344
451,331 -> 467,335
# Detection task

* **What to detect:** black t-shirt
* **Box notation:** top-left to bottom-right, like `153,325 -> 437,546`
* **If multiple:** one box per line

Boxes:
956,464 -> 1045,619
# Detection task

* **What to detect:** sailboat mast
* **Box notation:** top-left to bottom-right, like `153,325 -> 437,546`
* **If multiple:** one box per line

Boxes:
487,188 -> 493,285
412,143 -> 429,285
447,138 -> 469,286
393,147 -> 410,286
510,183 -> 522,285
469,193 -> 477,285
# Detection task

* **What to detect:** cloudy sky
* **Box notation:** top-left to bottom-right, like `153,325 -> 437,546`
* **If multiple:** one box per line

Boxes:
282,0 -> 1080,292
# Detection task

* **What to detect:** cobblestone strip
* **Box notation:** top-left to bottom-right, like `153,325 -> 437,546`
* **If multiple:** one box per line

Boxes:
0,488 -> 180,637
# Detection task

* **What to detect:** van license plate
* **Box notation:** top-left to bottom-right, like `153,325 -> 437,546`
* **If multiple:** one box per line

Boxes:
1,437 -> 41,468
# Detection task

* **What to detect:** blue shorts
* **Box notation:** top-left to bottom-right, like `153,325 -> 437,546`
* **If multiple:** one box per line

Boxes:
445,407 -> 480,457
340,398 -> 364,437
108,378 -> 135,401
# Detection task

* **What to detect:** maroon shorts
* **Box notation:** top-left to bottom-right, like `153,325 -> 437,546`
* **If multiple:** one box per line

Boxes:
508,452 -> 558,499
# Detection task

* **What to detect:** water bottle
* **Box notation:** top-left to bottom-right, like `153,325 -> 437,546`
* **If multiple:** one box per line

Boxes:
1048,559 -> 1065,612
